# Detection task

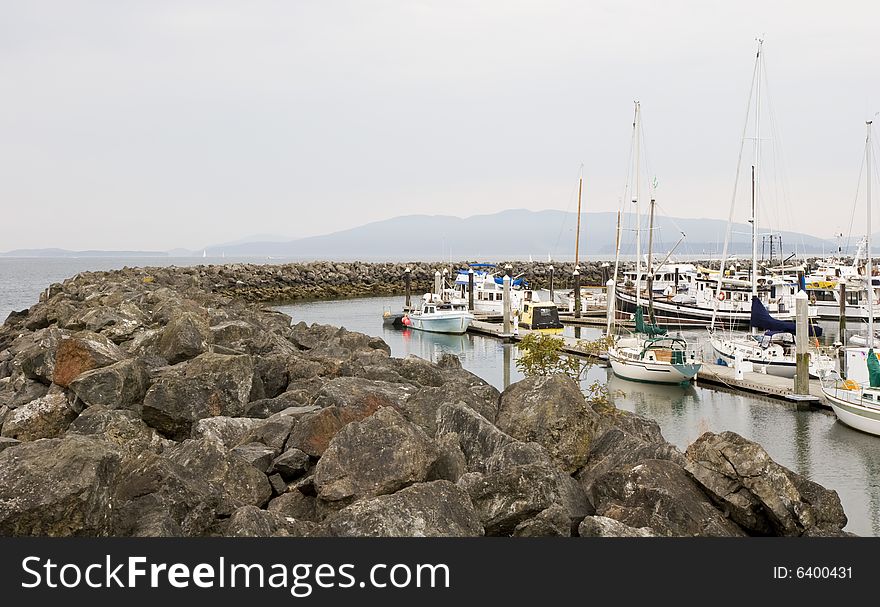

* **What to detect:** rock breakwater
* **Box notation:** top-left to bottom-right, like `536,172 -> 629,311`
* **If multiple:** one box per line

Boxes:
0,265 -> 851,536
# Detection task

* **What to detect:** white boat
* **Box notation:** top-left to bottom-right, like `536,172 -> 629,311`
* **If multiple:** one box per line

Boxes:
822,348 -> 880,437
452,264 -> 531,315
403,294 -> 473,334
822,120 -> 880,436
608,333 -> 701,384
606,103 -> 702,385
710,330 -> 835,379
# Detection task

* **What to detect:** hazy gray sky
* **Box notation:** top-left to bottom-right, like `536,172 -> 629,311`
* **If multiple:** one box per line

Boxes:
2,1 -> 878,251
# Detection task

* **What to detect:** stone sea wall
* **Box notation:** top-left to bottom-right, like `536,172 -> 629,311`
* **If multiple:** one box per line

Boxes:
0,263 -> 851,537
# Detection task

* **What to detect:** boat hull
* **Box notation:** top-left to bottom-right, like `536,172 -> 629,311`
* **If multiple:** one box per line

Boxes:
608,352 -> 700,384
711,338 -> 834,379
823,387 -> 880,436
408,314 -> 473,335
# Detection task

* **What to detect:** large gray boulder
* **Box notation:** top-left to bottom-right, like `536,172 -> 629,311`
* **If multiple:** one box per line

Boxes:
435,402 -> 515,473
68,358 -> 150,410
157,312 -> 209,364
457,463 -> 566,536
225,505 -> 320,537
1,390 -> 80,440
268,490 -> 318,523
141,353 -> 256,439
166,438 -> 273,513
576,409 -> 684,494
0,435 -> 122,535
191,416 -> 263,448
286,404 -> 381,457
314,407 -> 438,506
496,375 -> 602,473
512,504 -> 572,537
67,406 -> 168,455
578,516 -> 657,537
327,480 -> 483,537
684,431 -> 848,536
590,458 -> 746,537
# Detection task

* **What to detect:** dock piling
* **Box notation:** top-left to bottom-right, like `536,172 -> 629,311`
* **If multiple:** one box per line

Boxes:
795,290 -> 810,395
468,268 -> 474,311
548,265 -> 554,302
503,274 -> 511,335
404,267 -> 412,310
434,271 -> 441,299
573,266 -> 581,319
605,278 -> 615,335
838,282 -> 846,345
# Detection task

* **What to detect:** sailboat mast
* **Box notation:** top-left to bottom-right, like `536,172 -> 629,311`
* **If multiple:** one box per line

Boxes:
575,165 -> 583,267
751,39 -> 762,300
634,101 -> 642,307
868,120 -> 874,349
647,196 -> 656,323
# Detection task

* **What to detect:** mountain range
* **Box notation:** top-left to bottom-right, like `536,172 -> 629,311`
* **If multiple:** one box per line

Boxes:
1,210 -> 863,260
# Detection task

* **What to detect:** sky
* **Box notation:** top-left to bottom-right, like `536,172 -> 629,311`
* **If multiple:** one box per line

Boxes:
1,0 -> 879,251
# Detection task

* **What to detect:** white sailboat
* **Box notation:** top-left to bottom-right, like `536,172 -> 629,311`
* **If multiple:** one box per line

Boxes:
822,120 -> 880,436
708,39 -> 833,378
607,102 -> 702,384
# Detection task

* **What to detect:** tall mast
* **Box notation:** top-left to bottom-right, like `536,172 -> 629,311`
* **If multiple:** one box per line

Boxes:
634,101 -> 642,308
868,120 -> 874,349
751,38 -> 763,300
647,196 -> 656,324
575,165 -> 583,267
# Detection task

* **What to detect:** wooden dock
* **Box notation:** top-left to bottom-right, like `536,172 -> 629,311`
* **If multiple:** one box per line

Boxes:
466,319 -> 829,410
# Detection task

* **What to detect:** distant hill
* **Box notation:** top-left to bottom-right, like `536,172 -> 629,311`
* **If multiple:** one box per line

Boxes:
200,209 -> 840,260
1,210 -> 859,260
0,248 -> 169,258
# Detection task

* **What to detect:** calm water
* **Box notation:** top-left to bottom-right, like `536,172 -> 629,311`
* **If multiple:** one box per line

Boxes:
3,259 -> 880,536
279,295 -> 880,537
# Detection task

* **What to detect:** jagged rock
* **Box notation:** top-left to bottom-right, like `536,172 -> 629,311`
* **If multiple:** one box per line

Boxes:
268,473 -> 287,495
231,442 -> 277,473
166,438 -> 273,513
224,505 -> 321,537
141,353 -> 255,440
0,435 -> 122,535
457,464 -> 565,536
315,407 -> 438,506
426,433 -> 468,482
513,504 -> 572,537
684,431 -> 848,536
271,448 -> 310,480
67,406 -> 168,454
68,358 -> 150,410
191,416 -> 263,448
5,379 -> 49,408
112,452 -> 221,536
14,327 -> 67,385
436,403 -> 515,473
53,331 -> 126,387
327,480 -> 483,537
245,392 -> 315,418
268,490 -> 318,523
403,385 -> 500,436
576,409 -> 684,494
287,404 -> 382,457
1,390 -> 80,440
497,375 -> 602,473
0,436 -> 20,452
485,441 -> 553,473
591,459 -> 746,537
578,516 -> 656,537
239,407 -> 313,452
156,312 -> 209,364
311,376 -> 416,411
253,353 -> 291,399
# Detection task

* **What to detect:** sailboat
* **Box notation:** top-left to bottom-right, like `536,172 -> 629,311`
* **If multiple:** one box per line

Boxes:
708,39 -> 832,377
822,120 -> 880,436
616,40 -> 810,327
607,102 -> 702,384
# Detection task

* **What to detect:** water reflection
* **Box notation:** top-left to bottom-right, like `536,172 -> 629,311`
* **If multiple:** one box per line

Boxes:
277,295 -> 880,537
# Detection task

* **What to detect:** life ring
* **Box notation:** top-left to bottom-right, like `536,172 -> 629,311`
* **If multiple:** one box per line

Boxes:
717,292 -> 726,301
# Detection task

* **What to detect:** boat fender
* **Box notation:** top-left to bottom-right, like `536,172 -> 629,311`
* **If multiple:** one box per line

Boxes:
717,292 -> 725,301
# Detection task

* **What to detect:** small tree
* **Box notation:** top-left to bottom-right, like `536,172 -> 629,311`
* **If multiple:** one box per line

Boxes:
515,333 -> 612,406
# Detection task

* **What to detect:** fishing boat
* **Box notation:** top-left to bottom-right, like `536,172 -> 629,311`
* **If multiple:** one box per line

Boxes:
822,120 -> 880,436
402,293 -> 473,335
607,102 -> 702,384
452,264 -> 530,315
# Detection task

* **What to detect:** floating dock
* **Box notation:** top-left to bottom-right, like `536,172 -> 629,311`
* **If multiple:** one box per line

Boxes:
465,319 -> 829,410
